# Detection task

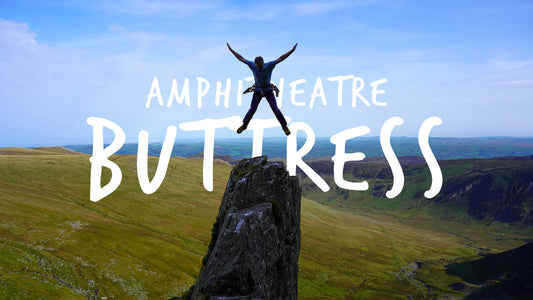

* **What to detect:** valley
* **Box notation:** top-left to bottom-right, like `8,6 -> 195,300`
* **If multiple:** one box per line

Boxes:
0,147 -> 532,299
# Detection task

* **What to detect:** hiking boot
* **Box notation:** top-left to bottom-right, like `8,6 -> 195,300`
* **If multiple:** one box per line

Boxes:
282,125 -> 291,136
237,124 -> 247,134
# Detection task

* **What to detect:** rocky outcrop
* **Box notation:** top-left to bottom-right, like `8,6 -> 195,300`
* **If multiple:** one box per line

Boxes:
181,156 -> 301,300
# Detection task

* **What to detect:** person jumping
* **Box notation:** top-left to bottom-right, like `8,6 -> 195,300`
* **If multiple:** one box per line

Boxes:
227,43 -> 297,136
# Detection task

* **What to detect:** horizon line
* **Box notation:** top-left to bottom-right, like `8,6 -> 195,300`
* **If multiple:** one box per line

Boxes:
2,135 -> 533,149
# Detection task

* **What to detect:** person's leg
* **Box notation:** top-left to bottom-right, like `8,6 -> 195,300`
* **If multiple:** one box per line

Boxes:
242,92 -> 262,125
238,92 -> 262,133
265,92 -> 290,135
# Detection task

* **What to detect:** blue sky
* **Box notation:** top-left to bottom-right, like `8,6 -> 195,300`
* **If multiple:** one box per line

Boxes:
1,0 -> 532,147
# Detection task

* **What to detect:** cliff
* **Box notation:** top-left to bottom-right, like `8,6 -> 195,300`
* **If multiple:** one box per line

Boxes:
181,156 -> 302,300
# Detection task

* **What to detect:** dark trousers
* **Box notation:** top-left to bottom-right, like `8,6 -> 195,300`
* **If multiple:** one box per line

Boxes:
242,91 -> 288,127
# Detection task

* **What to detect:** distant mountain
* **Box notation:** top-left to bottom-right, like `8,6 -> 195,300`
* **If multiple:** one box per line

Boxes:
1,146 -> 79,155
64,136 -> 533,160
64,137 -> 533,224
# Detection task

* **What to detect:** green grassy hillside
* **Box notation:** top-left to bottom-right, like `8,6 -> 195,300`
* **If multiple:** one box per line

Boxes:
1,148 -> 531,299
300,158 -> 533,225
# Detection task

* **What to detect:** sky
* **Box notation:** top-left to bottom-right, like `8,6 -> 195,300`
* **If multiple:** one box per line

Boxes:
1,0 -> 532,147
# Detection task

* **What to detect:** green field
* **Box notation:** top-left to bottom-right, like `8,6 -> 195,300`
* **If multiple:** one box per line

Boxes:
1,147 -> 531,299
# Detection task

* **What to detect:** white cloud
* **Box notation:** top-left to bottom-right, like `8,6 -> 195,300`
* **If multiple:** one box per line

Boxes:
0,19 -> 239,145
0,19 -> 39,54
493,79 -> 533,86
211,1 -> 377,21
64,0 -> 219,17
108,24 -> 166,48
292,1 -> 355,16
212,6 -> 284,21
487,57 -> 533,71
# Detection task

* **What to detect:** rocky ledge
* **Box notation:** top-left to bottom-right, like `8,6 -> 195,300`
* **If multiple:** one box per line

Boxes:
180,156 -> 301,300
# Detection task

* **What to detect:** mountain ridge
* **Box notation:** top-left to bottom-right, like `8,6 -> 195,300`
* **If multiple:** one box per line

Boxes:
299,156 -> 533,225
63,136 -> 533,160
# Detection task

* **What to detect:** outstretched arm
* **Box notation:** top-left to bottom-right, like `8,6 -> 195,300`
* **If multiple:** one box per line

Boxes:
275,43 -> 298,64
227,43 -> 247,64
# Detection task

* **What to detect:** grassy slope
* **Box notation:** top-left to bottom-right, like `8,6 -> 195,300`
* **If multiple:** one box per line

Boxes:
301,158 -> 533,223
1,148 -> 531,299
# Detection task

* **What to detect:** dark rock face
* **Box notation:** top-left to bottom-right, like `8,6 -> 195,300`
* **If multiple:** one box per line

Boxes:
446,241 -> 533,298
436,167 -> 533,224
183,156 -> 301,300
